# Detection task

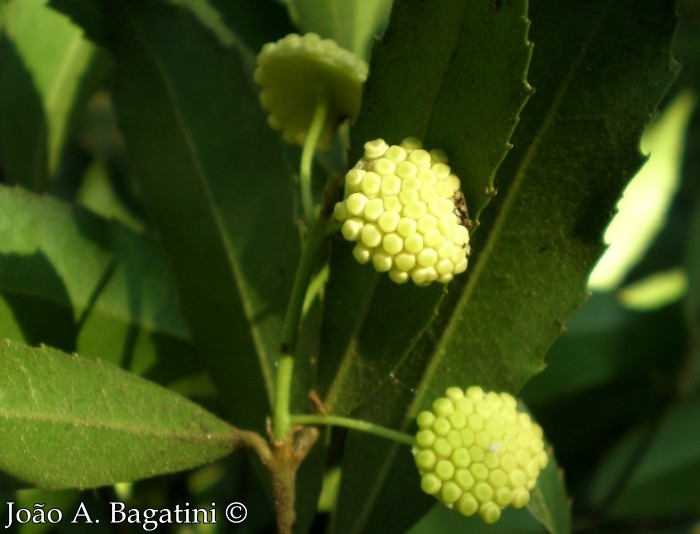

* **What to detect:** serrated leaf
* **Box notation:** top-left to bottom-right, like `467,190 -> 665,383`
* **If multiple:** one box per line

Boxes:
321,0 -> 531,416
351,0 -> 533,222
55,0 -> 300,432
0,339 -> 236,490
411,0 -> 678,414
522,294 -> 685,409
0,0 -> 109,190
280,0 -> 392,60
327,1 -> 533,531
332,1 -> 678,532
0,184 -> 201,388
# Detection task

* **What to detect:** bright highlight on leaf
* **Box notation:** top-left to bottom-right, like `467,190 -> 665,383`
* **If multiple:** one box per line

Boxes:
589,91 -> 696,292
413,387 -> 548,524
334,138 -> 471,285
617,267 -> 688,311
254,32 -> 368,149
0,0 -> 105,182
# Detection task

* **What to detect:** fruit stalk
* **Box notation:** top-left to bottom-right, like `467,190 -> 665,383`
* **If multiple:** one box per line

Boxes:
300,90 -> 328,226
273,193 -> 328,440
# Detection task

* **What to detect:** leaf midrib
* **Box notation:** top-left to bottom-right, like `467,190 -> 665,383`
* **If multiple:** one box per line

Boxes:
125,6 -> 275,399
408,1 -> 615,418
0,410 -> 232,442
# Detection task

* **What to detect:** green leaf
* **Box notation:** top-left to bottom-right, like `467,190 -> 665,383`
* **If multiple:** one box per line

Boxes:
588,396 -> 700,519
317,0 -> 532,424
280,0 -> 392,60
589,90 -> 696,292
411,0 -> 678,414
522,294 -> 685,409
61,0 -> 300,431
0,184 -> 201,389
350,0 -> 533,223
201,0 -> 296,54
325,1 -> 534,530
319,262 -> 445,416
331,433 -> 430,534
0,0 -> 109,190
331,0 -> 677,531
0,339 -> 236,490
410,504 -> 545,534
527,450 -> 571,534
321,0 -> 532,417
682,142 -> 700,394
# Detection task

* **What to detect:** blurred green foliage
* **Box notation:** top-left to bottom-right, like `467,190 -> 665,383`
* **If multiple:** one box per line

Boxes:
0,0 -> 690,532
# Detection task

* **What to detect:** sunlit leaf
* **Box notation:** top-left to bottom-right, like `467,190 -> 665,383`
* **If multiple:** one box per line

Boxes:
589,91 -> 696,291
0,0 -> 109,190
0,340 -> 236,490
617,268 -> 688,311
0,184 -> 200,389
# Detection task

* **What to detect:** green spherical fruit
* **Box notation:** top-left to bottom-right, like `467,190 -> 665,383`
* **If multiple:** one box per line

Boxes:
412,386 -> 549,524
334,138 -> 471,286
254,33 -> 368,149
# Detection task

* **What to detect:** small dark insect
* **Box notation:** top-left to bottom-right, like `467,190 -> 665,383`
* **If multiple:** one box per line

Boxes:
453,189 -> 473,230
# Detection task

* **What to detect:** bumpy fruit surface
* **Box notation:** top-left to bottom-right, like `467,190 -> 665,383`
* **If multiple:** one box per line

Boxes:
334,138 -> 470,286
254,33 -> 368,149
413,387 -> 548,524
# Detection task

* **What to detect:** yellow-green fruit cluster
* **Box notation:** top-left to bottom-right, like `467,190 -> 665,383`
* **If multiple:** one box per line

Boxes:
254,33 -> 368,150
413,387 -> 549,524
333,138 -> 470,286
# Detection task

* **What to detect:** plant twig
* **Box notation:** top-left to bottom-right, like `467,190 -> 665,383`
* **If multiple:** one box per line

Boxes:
273,219 -> 327,439
290,414 -> 415,446
233,426 -> 319,534
273,93 -> 331,441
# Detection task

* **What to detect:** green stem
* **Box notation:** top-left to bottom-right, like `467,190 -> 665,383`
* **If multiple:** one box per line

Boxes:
290,414 -> 415,447
273,93 -> 331,441
300,91 -> 328,226
274,356 -> 295,440
273,209 -> 328,440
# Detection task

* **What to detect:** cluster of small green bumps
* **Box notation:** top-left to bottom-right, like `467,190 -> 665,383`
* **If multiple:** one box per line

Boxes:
254,33 -> 368,149
333,138 -> 470,286
413,387 -> 548,524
